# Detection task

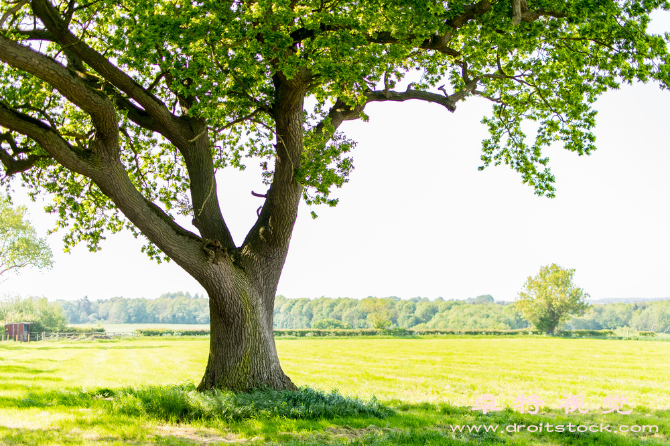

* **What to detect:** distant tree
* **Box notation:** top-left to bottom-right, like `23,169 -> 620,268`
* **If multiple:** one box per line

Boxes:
0,295 -> 67,332
631,303 -> 670,333
415,302 -> 439,323
475,295 -> 495,304
342,308 -> 365,329
311,319 -> 351,329
108,299 -> 129,323
360,298 -> 394,329
515,264 -> 589,334
0,196 -> 53,280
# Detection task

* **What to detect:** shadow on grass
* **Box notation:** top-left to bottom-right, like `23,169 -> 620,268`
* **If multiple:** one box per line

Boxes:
0,365 -> 55,375
0,343 -> 171,351
0,364 -> 64,387
2,387 -> 668,446
0,416 -> 210,446
0,424 -> 244,446
33,344 -> 172,351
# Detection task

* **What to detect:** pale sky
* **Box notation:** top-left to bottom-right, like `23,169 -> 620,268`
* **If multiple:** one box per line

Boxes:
2,13 -> 670,303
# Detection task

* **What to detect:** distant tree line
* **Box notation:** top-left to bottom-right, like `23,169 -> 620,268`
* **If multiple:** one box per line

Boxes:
565,300 -> 670,333
57,292 -> 209,324
273,294 -> 532,331
52,292 -> 670,334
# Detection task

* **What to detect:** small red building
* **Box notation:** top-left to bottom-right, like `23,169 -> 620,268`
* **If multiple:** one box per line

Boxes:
4,322 -> 32,342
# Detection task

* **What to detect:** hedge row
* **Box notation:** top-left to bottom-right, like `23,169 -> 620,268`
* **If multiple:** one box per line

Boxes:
135,329 -> 211,336
134,328 -> 648,338
64,327 -> 106,333
273,328 -> 620,337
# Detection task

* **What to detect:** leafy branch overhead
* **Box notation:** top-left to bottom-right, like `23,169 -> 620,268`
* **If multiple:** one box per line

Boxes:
0,0 -> 667,257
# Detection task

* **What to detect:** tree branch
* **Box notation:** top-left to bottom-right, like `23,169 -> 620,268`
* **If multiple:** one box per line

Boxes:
30,0 -> 186,144
0,35 -> 118,141
0,102 -> 100,177
30,0 -> 235,250
316,81 -> 479,136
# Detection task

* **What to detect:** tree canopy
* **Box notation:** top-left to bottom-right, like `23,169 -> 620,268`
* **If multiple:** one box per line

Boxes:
0,295 -> 67,332
0,194 -> 53,279
0,0 -> 668,252
515,263 -> 589,334
0,0 -> 668,390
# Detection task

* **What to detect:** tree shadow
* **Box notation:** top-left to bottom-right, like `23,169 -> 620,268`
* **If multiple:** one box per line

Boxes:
0,365 -> 54,375
30,344 -> 171,351
2,387 -> 668,445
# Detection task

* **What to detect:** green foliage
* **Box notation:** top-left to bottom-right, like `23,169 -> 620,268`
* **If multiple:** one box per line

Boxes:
0,295 -> 67,332
135,328 -> 209,336
59,293 -> 670,335
57,292 -> 209,325
563,300 -> 670,334
110,384 -> 392,421
0,0 -> 667,256
554,329 -> 615,337
64,326 -> 106,333
273,294 -> 531,331
515,264 -> 590,334
311,318 -> 351,329
273,328 -> 548,337
360,297 -> 396,329
0,195 -> 53,279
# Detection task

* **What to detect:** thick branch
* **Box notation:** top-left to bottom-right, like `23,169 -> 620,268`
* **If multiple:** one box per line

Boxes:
242,72 -> 309,255
0,102 -> 208,274
0,35 -> 118,141
31,0 -> 235,250
365,88 -> 458,111
316,82 -> 478,135
0,147 -> 49,176
30,0 -> 185,143
0,102 -> 100,176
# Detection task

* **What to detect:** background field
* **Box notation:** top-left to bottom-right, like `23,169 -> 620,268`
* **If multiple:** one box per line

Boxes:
1,337 -> 669,445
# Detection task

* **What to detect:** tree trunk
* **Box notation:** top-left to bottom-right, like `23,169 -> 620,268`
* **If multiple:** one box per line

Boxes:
197,261 -> 297,392
196,72 -> 308,392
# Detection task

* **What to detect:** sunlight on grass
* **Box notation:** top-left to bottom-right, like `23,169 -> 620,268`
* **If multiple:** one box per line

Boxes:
1,336 -> 669,445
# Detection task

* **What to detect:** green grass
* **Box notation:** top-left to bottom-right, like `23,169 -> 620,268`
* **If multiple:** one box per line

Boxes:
67,323 -> 210,333
1,336 -> 669,445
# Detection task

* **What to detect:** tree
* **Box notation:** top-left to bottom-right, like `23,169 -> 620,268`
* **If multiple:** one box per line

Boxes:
0,0 -> 667,391
515,264 -> 589,334
360,297 -> 395,329
475,295 -> 495,304
0,295 -> 67,332
0,195 -> 53,280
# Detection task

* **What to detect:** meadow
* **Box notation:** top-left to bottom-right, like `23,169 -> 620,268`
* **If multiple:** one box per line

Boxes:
0,336 -> 668,445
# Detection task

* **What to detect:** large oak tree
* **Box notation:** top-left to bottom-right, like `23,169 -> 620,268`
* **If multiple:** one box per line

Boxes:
0,0 -> 667,390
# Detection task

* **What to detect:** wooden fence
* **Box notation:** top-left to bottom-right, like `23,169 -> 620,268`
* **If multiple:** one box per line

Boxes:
0,332 -> 139,342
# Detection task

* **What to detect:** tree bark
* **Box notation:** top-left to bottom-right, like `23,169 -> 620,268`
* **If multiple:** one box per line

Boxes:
197,259 -> 297,391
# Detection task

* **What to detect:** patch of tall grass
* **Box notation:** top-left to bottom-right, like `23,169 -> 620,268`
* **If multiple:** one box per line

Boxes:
110,384 -> 392,421
13,384 -> 392,422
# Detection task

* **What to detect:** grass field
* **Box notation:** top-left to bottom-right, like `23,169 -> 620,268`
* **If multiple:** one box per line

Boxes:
1,336 -> 669,445
67,323 -> 210,333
